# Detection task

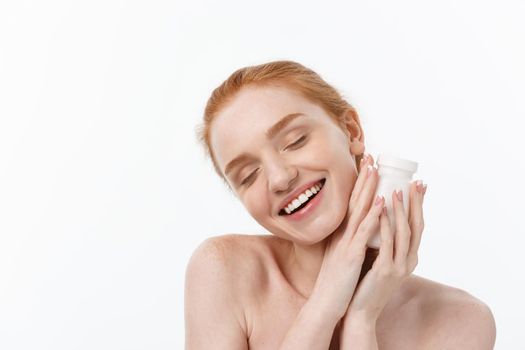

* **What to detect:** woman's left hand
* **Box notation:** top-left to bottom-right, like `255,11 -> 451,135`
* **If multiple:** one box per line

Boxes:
342,179 -> 427,325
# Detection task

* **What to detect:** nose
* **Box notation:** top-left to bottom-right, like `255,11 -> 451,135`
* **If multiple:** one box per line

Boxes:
267,157 -> 298,193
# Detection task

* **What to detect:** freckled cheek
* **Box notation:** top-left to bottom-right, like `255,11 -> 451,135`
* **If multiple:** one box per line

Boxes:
320,140 -> 356,196
303,139 -> 337,163
309,137 -> 353,169
242,191 -> 272,220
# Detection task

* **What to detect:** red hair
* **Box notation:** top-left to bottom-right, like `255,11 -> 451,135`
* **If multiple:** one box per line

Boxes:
196,60 -> 365,178
196,60 -> 379,275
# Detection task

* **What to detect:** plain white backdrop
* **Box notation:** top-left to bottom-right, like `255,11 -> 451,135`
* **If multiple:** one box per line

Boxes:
0,0 -> 524,349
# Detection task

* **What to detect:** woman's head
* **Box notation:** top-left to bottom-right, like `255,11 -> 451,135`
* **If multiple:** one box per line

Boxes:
197,60 -> 367,244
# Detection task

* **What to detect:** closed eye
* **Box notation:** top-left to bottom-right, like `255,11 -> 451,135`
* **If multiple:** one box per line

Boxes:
239,135 -> 307,187
240,168 -> 259,186
285,135 -> 307,150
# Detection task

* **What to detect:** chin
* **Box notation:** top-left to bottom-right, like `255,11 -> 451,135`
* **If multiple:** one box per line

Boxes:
272,204 -> 349,246
253,179 -> 351,244
314,203 -> 349,240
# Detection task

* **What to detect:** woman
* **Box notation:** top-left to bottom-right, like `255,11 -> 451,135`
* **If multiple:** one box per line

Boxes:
184,60 -> 496,349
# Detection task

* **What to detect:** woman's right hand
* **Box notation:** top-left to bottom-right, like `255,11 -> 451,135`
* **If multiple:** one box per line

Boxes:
311,154 -> 385,321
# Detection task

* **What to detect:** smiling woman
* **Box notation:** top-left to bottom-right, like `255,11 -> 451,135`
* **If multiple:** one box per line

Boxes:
184,60 -> 496,350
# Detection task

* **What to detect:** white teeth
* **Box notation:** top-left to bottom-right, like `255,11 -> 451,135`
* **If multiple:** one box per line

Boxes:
282,180 -> 325,215
298,194 -> 308,203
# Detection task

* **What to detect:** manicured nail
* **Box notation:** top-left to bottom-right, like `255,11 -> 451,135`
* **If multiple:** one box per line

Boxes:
396,190 -> 403,202
367,165 -> 374,178
360,157 -> 368,171
374,195 -> 383,206
416,180 -> 423,193
382,206 -> 387,215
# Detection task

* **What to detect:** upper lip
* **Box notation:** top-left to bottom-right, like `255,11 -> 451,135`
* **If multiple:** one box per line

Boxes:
277,178 -> 325,214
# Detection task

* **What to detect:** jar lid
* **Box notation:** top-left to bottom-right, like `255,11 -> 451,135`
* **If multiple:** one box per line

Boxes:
377,154 -> 418,173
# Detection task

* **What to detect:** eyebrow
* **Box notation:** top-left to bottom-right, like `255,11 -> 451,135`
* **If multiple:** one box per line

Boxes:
224,112 -> 306,176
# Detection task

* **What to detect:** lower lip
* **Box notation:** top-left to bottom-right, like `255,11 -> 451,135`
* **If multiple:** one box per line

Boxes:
284,182 -> 325,221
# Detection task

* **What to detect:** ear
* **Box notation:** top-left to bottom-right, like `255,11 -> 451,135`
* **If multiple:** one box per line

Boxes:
340,108 -> 365,156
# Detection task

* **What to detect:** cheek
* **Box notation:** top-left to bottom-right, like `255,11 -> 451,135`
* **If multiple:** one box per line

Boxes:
241,187 -> 270,219
323,137 -> 357,196
311,133 -> 355,171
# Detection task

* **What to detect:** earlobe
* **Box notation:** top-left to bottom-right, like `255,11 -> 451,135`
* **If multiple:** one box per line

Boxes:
349,140 -> 365,157
350,145 -> 367,172
342,108 -> 364,144
341,107 -> 366,163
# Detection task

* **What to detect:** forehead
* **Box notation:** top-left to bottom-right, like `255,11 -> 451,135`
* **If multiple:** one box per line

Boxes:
209,85 -> 329,171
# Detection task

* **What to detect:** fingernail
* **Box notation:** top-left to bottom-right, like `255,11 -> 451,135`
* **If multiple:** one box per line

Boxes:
367,165 -> 374,178
374,195 -> 383,206
416,180 -> 423,193
360,157 -> 368,171
362,153 -> 369,164
396,190 -> 403,202
422,184 -> 427,195
382,206 -> 387,215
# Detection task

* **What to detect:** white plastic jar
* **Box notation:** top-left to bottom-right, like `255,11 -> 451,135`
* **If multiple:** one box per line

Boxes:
367,154 -> 419,249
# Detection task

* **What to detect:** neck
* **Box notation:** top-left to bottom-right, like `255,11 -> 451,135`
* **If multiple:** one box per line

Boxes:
282,236 -> 379,301
284,238 -> 328,299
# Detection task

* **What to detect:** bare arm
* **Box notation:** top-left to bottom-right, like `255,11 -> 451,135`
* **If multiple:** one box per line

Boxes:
280,155 -> 388,349
184,238 -> 248,350
185,155 -> 388,349
339,316 -> 378,350
185,236 -> 343,349
277,291 -> 341,350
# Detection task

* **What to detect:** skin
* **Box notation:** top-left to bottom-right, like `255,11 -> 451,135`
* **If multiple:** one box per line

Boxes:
211,84 -> 359,297
185,84 -> 496,349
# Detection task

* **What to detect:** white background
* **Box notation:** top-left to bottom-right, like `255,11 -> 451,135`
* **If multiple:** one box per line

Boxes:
1,0 -> 524,349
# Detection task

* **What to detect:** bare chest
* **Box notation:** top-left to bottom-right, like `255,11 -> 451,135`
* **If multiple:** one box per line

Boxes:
245,274 -> 423,350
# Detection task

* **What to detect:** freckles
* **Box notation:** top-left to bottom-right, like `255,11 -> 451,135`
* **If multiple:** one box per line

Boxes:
244,190 -> 269,218
308,138 -> 332,158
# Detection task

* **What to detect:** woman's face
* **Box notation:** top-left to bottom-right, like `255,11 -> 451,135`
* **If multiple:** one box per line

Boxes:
210,84 -> 362,245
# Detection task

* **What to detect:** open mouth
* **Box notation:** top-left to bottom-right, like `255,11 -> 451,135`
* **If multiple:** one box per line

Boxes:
278,178 -> 326,216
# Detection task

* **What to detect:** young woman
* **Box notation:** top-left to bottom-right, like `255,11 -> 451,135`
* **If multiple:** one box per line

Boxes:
184,60 -> 496,349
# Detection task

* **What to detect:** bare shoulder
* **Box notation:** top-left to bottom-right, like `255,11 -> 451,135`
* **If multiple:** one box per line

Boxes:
186,233 -> 274,293
412,275 -> 496,349
189,233 -> 280,268
186,233 -> 284,302
185,234 -> 276,349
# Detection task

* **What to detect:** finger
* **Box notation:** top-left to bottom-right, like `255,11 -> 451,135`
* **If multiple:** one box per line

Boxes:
376,205 -> 394,266
336,158 -> 372,245
351,195 -> 384,249
392,189 -> 411,264
407,181 -> 416,222
346,167 -> 379,237
359,152 -> 372,172
407,180 -> 425,260
349,153 -> 374,212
